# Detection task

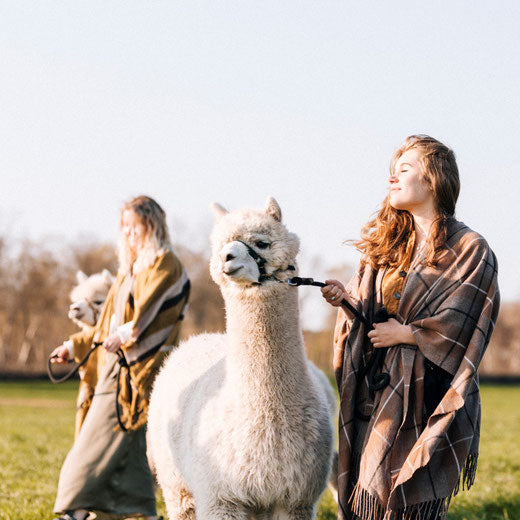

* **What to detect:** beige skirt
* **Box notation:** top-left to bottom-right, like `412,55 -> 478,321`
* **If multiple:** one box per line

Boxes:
54,353 -> 156,516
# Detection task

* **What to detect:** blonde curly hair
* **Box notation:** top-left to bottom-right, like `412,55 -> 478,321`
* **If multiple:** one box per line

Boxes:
118,195 -> 172,274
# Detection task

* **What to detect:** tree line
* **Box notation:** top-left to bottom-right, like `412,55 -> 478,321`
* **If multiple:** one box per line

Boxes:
0,234 -> 516,377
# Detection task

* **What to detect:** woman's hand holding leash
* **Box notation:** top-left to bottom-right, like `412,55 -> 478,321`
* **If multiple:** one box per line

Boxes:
50,345 -> 70,364
103,333 -> 122,353
321,279 -> 347,307
368,318 -> 416,348
321,280 -> 417,348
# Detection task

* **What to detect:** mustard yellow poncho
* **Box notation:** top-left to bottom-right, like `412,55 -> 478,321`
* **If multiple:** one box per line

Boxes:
70,250 -> 190,431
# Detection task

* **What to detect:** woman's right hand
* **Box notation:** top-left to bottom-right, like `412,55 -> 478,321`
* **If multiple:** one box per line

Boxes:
321,279 -> 347,307
50,344 -> 70,364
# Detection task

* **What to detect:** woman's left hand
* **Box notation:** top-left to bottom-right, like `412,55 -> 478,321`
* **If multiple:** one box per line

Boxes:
367,318 -> 415,348
102,333 -> 122,353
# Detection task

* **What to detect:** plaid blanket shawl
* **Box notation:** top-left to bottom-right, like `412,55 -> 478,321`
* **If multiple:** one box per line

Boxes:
333,220 -> 499,520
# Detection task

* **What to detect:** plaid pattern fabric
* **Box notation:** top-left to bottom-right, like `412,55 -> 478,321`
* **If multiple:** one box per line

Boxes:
333,220 -> 499,520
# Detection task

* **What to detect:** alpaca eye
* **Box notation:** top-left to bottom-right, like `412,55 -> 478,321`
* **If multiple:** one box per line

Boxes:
255,241 -> 270,249
93,301 -> 104,305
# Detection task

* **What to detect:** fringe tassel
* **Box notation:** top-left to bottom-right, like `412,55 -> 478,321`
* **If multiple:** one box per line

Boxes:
453,452 -> 479,496
351,487 -> 449,520
348,452 -> 478,520
395,497 -> 449,520
350,484 -> 386,520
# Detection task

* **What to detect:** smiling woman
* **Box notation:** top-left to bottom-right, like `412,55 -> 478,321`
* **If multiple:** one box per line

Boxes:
321,135 -> 500,520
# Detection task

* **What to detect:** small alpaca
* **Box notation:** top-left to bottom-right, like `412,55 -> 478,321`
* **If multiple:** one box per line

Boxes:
147,198 -> 334,519
68,269 -> 114,437
68,269 -> 114,329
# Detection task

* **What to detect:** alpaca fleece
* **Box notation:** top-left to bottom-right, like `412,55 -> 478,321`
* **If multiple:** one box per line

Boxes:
147,198 -> 334,519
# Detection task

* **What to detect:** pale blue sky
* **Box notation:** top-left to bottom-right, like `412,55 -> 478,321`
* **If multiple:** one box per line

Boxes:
1,2 -> 519,327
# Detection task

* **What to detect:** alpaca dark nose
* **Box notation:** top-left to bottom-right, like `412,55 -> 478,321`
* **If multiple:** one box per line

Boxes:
225,253 -> 235,262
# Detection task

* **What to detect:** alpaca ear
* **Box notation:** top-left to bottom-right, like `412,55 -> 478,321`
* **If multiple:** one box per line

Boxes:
102,269 -> 114,284
211,202 -> 229,221
265,197 -> 282,222
76,271 -> 88,283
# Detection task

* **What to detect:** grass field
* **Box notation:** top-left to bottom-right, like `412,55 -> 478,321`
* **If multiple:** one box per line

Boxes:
0,381 -> 518,520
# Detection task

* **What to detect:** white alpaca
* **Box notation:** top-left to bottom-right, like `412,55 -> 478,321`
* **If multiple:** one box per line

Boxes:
68,269 -> 114,437
68,269 -> 114,329
148,198 -> 334,520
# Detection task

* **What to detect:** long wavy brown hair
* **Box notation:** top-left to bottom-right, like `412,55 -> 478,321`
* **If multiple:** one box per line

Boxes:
118,195 -> 172,274
354,135 -> 460,268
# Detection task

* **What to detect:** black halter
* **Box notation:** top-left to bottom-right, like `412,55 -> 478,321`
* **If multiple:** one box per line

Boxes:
235,240 -> 295,283
230,242 -> 391,405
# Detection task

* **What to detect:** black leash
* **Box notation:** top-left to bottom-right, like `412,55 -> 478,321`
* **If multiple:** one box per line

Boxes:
287,277 -> 363,322
47,342 -> 101,383
47,278 -> 191,431
230,240 -> 392,408
115,350 -> 130,432
287,276 -> 391,407
48,343 -> 129,431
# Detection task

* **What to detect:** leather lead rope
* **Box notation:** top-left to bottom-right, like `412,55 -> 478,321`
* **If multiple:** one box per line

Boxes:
115,351 -> 130,432
287,277 -> 365,324
47,343 -> 101,384
287,276 -> 391,408
230,238 -> 392,409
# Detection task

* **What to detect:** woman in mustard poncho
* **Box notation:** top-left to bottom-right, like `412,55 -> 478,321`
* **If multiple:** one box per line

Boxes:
322,136 -> 499,520
51,196 -> 190,520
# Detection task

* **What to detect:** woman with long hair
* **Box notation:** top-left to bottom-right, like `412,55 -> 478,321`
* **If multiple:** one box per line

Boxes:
50,196 -> 190,520
322,136 -> 499,520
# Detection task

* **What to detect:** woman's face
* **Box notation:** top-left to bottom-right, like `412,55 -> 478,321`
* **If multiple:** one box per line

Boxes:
388,148 -> 436,214
121,209 -> 147,251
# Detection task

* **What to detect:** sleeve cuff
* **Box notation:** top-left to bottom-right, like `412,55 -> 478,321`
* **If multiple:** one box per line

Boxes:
64,339 -> 74,358
117,322 -> 134,343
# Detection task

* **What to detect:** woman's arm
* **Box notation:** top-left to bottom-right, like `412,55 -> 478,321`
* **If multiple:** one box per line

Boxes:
367,319 -> 417,348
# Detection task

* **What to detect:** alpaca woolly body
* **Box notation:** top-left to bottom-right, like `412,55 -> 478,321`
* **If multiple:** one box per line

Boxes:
147,198 -> 334,519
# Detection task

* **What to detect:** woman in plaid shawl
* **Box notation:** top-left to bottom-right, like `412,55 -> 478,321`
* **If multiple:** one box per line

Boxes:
322,135 -> 499,520
50,196 -> 189,520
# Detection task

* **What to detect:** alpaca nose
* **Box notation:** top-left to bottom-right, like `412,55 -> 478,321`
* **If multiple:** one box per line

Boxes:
225,253 -> 235,262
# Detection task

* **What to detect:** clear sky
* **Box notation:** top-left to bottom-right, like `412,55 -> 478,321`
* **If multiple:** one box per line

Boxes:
1,2 -> 519,327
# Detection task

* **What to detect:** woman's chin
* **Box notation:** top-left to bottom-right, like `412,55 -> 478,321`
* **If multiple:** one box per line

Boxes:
389,199 -> 409,211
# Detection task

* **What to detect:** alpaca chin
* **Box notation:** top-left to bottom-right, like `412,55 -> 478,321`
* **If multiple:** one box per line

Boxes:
71,316 -> 94,331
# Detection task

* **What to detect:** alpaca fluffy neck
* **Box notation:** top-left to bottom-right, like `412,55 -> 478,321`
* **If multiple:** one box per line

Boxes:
223,285 -> 310,409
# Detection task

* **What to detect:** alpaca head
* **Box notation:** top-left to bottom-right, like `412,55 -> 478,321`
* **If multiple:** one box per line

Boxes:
209,197 -> 300,296
69,269 -> 114,329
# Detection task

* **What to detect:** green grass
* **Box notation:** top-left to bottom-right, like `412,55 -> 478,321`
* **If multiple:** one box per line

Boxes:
447,385 -> 520,520
0,382 -> 518,519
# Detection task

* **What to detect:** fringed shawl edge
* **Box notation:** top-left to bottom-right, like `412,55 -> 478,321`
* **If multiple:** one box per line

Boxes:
349,452 -> 479,520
